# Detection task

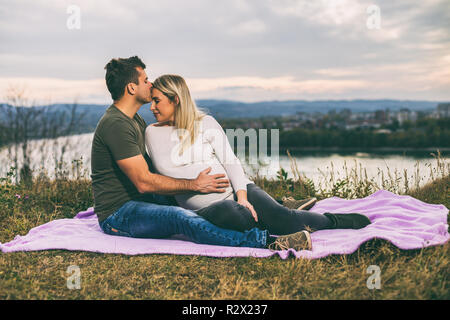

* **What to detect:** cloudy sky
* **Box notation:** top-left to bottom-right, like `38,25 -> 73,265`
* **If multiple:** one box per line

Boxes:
0,0 -> 449,104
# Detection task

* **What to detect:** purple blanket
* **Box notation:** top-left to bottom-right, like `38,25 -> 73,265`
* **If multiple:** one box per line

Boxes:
1,190 -> 448,259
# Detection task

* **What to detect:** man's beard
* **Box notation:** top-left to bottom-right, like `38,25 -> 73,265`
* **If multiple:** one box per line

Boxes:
137,95 -> 152,104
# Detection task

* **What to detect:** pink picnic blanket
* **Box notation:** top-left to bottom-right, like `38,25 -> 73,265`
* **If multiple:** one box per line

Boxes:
0,190 -> 448,259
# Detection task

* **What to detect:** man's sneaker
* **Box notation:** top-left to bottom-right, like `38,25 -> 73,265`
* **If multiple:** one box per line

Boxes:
268,230 -> 312,251
282,196 -> 317,210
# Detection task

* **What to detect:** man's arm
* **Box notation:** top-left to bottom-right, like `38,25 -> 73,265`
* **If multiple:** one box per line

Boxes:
117,154 -> 230,195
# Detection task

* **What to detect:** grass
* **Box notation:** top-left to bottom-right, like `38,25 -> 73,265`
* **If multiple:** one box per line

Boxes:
0,157 -> 449,300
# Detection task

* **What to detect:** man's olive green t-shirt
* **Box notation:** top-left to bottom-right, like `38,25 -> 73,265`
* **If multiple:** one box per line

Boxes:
91,104 -> 153,222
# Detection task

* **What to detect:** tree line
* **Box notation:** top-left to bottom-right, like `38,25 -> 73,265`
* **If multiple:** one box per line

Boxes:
220,117 -> 450,149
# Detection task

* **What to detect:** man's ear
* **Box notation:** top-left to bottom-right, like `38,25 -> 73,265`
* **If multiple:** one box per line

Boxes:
126,83 -> 136,95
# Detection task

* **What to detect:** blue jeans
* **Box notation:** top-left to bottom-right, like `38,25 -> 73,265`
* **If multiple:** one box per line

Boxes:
99,193 -> 269,248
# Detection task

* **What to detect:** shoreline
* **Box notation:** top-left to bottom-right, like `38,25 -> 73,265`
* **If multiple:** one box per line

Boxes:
280,147 -> 449,151
279,147 -> 449,154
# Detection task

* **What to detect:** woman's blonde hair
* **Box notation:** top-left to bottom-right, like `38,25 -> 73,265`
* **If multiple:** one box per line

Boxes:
152,74 -> 207,155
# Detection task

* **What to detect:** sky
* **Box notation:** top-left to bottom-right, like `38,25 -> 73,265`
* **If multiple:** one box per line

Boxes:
0,0 -> 449,104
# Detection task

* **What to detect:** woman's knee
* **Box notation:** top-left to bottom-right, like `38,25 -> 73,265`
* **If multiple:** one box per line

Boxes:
212,200 -> 242,221
225,200 -> 257,231
208,200 -> 256,232
246,183 -> 258,194
246,183 -> 270,202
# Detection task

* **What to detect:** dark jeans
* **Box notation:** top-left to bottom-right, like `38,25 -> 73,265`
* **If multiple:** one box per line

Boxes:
196,183 -> 334,235
99,193 -> 269,248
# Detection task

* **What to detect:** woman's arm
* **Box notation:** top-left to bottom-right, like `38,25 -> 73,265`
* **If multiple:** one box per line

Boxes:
236,189 -> 248,202
235,189 -> 258,222
203,116 -> 251,193
203,116 -> 258,221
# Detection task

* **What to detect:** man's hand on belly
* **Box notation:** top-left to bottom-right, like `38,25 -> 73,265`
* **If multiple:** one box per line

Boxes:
192,167 -> 230,194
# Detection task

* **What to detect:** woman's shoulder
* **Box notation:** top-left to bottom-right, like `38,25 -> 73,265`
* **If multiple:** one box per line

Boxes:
146,122 -> 174,130
201,114 -> 215,121
145,123 -> 154,133
200,114 -> 221,128
148,121 -> 175,127
145,123 -> 172,139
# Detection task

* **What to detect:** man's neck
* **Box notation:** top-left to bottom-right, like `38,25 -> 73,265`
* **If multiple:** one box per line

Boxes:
113,98 -> 143,119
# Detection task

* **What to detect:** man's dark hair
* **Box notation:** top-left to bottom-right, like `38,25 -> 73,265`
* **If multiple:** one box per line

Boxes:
104,56 -> 146,100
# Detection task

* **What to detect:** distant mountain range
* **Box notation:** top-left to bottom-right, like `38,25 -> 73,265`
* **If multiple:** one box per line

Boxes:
194,99 -> 441,118
1,99 -> 444,133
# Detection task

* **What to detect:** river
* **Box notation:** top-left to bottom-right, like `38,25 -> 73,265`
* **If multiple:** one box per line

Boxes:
0,133 -> 447,192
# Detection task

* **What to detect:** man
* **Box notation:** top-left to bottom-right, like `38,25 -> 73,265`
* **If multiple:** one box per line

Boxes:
90,56 -> 315,251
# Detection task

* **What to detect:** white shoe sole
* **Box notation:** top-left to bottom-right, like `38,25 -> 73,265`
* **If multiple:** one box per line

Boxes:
297,198 -> 317,211
304,230 -> 312,251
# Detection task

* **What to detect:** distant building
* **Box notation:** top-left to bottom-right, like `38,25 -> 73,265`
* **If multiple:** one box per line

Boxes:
396,108 -> 417,124
436,103 -> 450,118
340,108 -> 352,119
375,129 -> 392,134
375,110 -> 386,122
282,122 -> 301,131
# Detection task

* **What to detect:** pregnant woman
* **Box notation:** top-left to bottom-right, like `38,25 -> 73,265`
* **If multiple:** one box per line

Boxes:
145,74 -> 371,241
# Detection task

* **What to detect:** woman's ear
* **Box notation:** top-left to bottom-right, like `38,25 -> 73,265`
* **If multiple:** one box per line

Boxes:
175,95 -> 180,106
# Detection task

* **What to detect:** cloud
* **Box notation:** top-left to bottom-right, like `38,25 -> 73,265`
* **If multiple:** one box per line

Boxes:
227,19 -> 267,35
188,76 -> 366,94
269,0 -> 367,26
0,0 -> 449,102
0,77 -> 108,104
267,0 -> 449,44
0,75 -> 367,103
314,68 -> 361,77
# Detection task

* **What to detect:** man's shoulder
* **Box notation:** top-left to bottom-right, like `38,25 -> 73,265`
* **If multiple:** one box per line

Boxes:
134,112 -> 146,123
96,108 -> 133,133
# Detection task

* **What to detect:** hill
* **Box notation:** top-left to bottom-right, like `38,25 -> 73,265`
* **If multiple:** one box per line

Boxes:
0,99 -> 442,134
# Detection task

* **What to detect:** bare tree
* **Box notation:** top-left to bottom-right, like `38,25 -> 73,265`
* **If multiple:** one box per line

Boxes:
0,86 -> 86,183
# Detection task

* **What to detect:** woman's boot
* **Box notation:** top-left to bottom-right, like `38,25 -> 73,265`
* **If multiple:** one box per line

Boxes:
323,213 -> 371,229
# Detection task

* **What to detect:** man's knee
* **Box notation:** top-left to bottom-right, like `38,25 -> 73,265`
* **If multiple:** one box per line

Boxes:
180,208 -> 200,218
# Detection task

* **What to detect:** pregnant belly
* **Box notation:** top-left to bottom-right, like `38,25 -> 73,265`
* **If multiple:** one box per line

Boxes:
155,162 -> 235,210
155,161 -> 226,180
